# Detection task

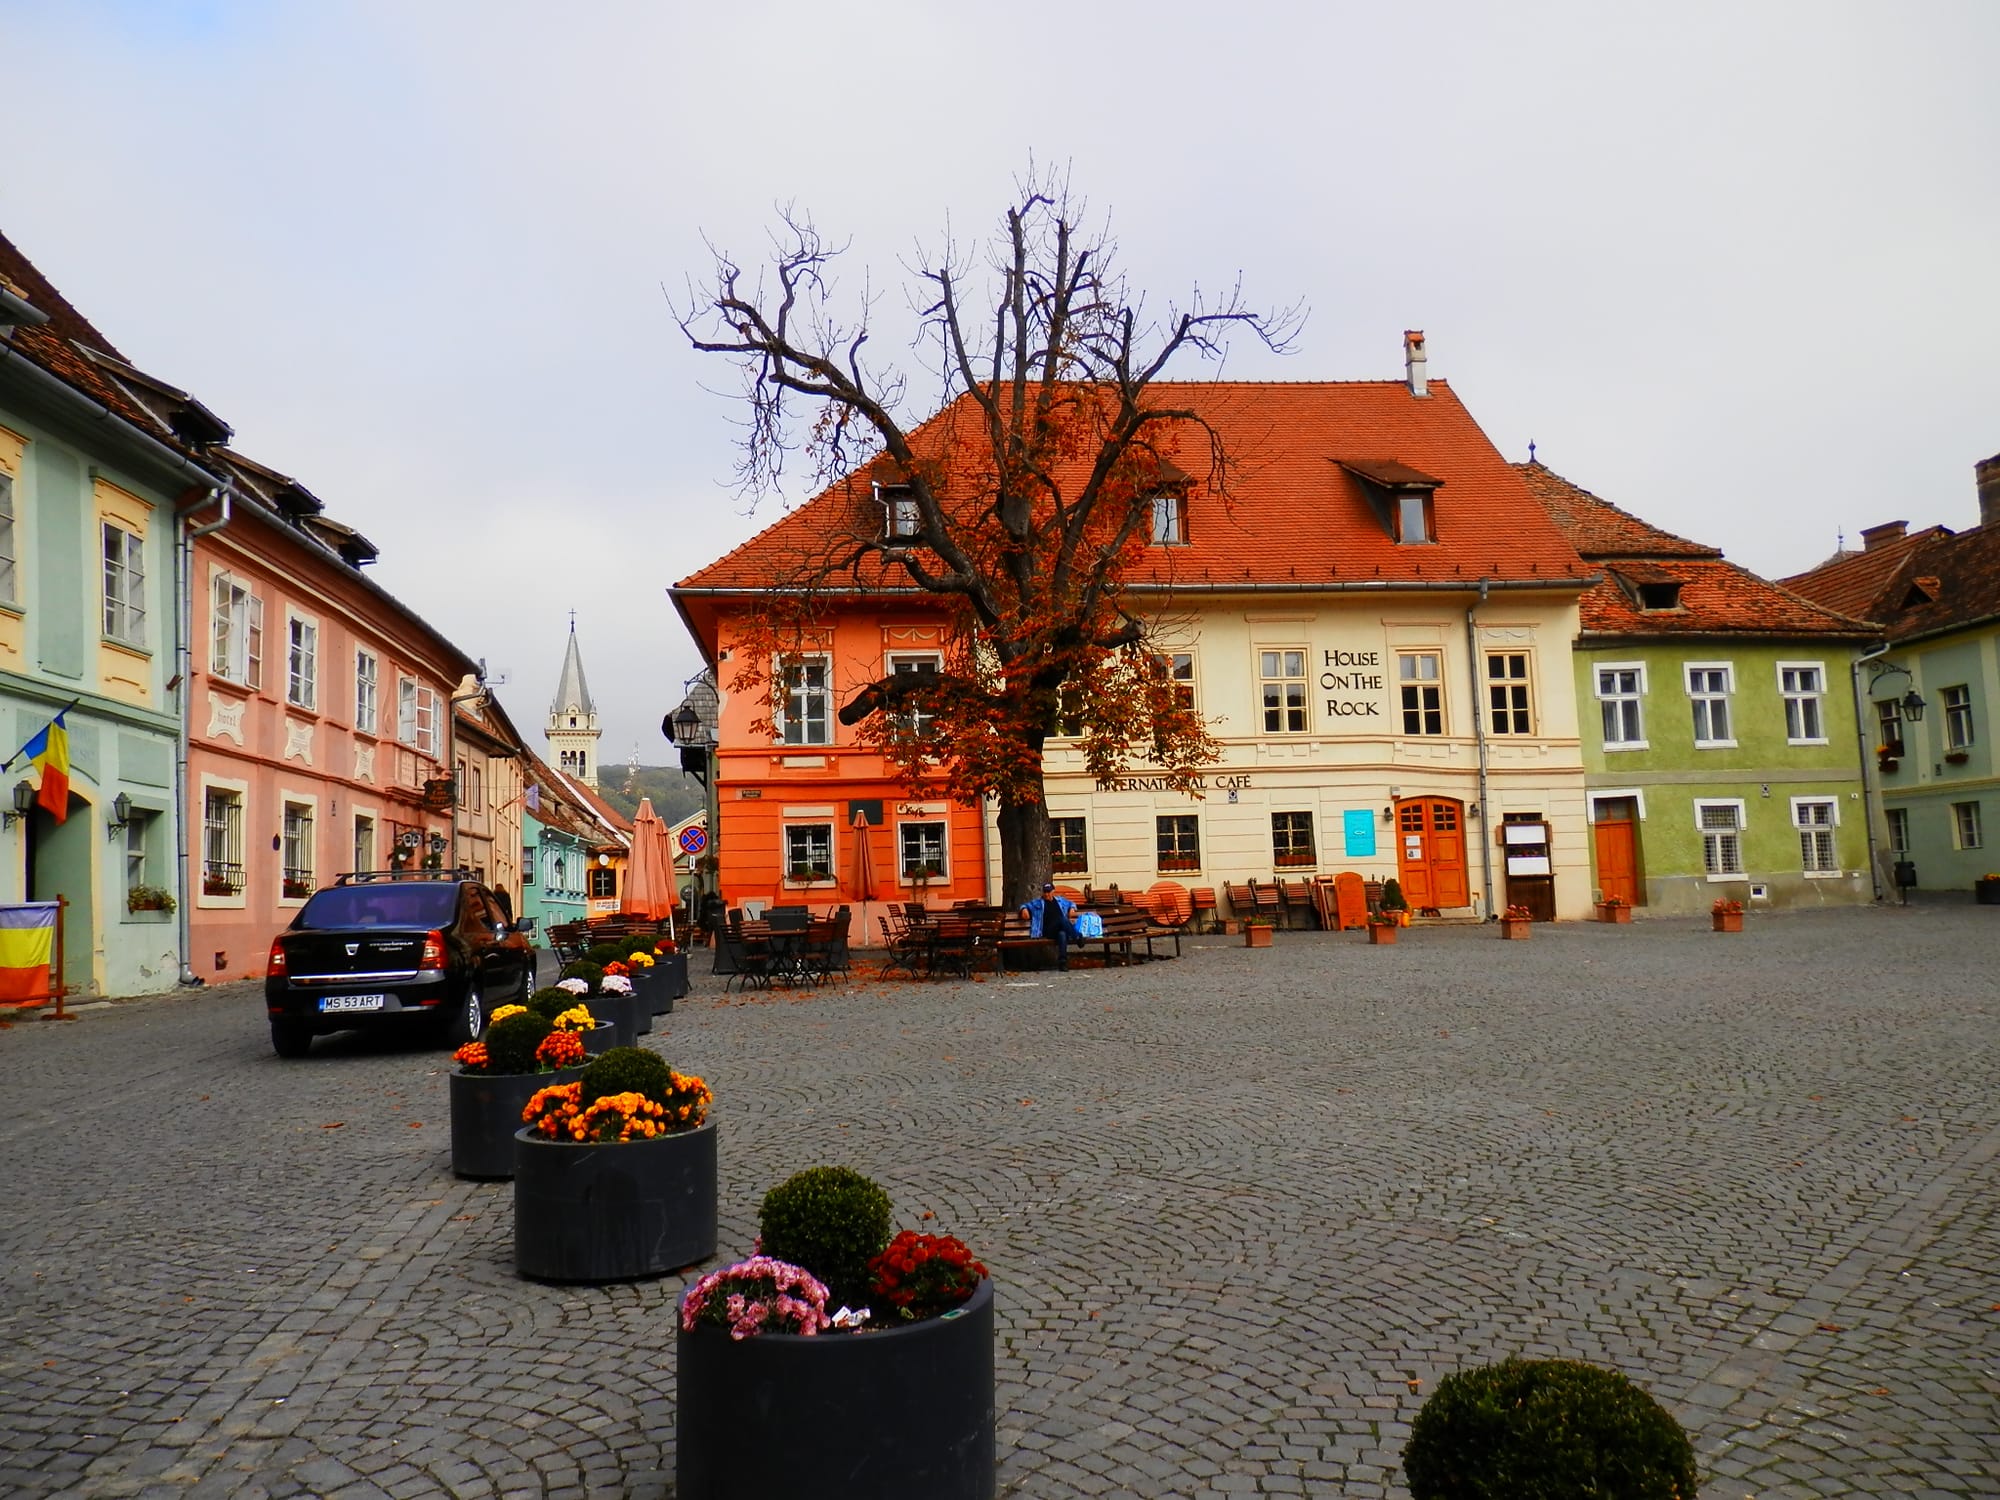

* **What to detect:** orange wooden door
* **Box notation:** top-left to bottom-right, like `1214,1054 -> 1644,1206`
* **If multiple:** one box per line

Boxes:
1395,799 -> 1470,909
1594,811 -> 1639,906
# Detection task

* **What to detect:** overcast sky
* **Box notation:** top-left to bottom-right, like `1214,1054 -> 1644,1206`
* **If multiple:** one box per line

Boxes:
6,1 -> 1997,764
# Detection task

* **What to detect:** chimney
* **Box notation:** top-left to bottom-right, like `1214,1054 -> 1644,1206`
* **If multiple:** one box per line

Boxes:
1859,520 -> 1907,551
1977,452 -> 2000,529
1404,330 -> 1428,398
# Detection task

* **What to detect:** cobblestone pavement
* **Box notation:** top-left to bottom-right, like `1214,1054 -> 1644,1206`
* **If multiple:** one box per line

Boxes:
3,904 -> 1997,1498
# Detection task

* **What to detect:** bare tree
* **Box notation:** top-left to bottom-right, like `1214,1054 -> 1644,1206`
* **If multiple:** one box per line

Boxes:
679,173 -> 1299,905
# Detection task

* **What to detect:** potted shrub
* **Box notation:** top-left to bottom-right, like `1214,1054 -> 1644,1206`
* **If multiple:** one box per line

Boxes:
559,958 -> 648,1046
126,883 -> 176,915
1243,915 -> 1276,949
676,1166 -> 994,1500
527,986 -> 612,1055
1366,911 -> 1401,945
513,1046 -> 716,1282
1380,878 -> 1411,926
1711,897 -> 1744,933
1596,894 -> 1632,924
1403,1357 -> 1696,1500
1976,873 -> 2000,906
1498,903 -> 1533,940
448,1006 -> 589,1179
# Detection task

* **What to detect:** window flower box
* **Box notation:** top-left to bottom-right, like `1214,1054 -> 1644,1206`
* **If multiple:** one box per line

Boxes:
1944,750 -> 1970,766
1157,857 -> 1200,873
1272,852 -> 1317,869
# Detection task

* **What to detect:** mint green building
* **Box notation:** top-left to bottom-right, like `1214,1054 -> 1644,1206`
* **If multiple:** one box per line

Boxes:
1,233 -> 230,997
1521,464 -> 1876,916
1783,455 -> 2000,895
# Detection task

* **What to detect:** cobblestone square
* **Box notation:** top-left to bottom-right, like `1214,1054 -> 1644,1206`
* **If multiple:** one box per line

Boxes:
3,904 -> 1997,1498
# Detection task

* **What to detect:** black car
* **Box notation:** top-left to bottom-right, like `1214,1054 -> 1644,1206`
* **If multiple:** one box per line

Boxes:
265,871 -> 536,1058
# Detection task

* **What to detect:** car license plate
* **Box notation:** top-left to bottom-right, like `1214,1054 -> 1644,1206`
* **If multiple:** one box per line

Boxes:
320,994 -> 387,1013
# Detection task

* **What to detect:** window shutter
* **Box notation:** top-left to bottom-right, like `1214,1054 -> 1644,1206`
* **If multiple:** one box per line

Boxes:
211,573 -> 231,676
247,594 -> 264,690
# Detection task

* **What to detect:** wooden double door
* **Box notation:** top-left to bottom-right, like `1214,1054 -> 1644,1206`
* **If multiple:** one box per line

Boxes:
1592,798 -> 1642,906
1394,797 -> 1470,910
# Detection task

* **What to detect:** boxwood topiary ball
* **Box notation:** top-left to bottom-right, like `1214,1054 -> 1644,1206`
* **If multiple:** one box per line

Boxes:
528,987 -> 583,1022
577,1046 -> 674,1107
560,960 -> 605,991
483,1011 -> 555,1075
1403,1357 -> 1697,1500
586,941 -> 628,968
758,1166 -> 893,1314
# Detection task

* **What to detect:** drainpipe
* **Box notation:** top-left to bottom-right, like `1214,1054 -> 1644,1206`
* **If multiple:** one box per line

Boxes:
174,484 -> 232,985
1465,581 -> 1496,919
1852,641 -> 1890,901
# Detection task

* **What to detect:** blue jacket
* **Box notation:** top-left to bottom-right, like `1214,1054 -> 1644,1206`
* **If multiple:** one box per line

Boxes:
1020,894 -> 1078,938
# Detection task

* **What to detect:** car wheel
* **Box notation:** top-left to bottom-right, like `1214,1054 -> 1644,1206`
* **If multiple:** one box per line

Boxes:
445,986 -> 485,1047
271,1020 -> 314,1059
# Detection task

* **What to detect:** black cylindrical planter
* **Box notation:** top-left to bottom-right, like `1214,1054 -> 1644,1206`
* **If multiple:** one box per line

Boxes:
676,1276 -> 996,1500
633,965 -> 675,1016
580,1021 -> 616,1056
593,988 -> 649,1046
513,1122 -> 717,1282
448,1066 -> 585,1179
659,952 -> 689,1001
1977,879 -> 2000,906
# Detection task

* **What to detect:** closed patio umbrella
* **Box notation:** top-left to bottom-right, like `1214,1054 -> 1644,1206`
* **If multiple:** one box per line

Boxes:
852,809 -> 876,942
623,797 -> 678,938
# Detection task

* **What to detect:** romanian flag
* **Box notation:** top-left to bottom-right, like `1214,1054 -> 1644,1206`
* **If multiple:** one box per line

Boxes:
24,713 -> 69,821
0,902 -> 59,1003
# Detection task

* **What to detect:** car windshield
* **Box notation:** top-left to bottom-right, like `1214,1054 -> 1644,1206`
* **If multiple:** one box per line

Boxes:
296,883 -> 460,930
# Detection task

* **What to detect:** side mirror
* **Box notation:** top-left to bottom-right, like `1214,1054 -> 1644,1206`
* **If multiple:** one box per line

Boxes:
514,915 -> 538,933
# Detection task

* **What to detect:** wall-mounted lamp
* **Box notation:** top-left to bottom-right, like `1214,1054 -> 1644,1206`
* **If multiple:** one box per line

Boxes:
1467,802 -> 1481,820
105,792 -> 134,839
3,780 -> 34,828
1381,806 -> 1394,825
1869,663 -> 1928,723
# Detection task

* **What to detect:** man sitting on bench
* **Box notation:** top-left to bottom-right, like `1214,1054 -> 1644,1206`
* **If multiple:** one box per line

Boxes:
1020,882 -> 1082,971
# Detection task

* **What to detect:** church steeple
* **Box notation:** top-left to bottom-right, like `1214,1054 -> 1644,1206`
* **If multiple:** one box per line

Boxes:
546,616 -> 602,789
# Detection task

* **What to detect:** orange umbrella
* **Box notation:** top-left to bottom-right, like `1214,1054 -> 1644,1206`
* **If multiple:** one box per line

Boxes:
852,810 -> 877,937
622,797 -> 678,931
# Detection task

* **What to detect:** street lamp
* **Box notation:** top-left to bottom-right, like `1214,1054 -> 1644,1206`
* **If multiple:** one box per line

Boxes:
664,671 -> 721,914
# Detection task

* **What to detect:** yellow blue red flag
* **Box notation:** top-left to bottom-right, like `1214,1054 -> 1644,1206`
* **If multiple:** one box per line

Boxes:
24,713 -> 69,821
0,902 -> 59,1003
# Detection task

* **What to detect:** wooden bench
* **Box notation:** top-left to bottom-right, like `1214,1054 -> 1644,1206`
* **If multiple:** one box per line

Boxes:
1073,906 -> 1182,966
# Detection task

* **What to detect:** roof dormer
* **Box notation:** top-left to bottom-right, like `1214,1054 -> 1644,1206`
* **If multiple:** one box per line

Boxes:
1338,458 -> 1444,544
1609,564 -> 1684,612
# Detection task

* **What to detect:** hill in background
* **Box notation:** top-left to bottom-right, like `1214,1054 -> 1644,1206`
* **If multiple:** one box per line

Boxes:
597,765 -> 706,828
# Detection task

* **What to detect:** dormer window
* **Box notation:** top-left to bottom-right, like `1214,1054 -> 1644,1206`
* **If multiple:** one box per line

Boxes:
1609,566 -> 1684,612
1637,581 -> 1682,611
1336,459 -> 1443,546
1149,491 -> 1187,546
879,485 -> 920,543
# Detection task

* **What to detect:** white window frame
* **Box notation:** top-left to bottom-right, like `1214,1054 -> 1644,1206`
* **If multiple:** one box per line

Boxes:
1684,662 -> 1736,749
1257,648 -> 1310,735
776,654 -> 833,747
783,822 -> 834,884
353,809 -> 377,874
1951,800 -> 1983,851
886,652 -> 942,737
1149,492 -> 1186,545
1485,650 -> 1536,735
1875,697 -> 1905,755
1693,797 -> 1747,881
0,470 -> 16,604
1941,684 -> 1975,752
123,812 -> 151,896
1166,651 -> 1197,712
414,685 -> 440,756
1886,806 -> 1910,855
897,820 -> 948,883
1791,796 -> 1840,877
1156,813 -> 1201,872
1399,650 -> 1447,738
286,611 -> 318,711
210,569 -> 264,689
879,485 -> 920,541
1594,661 -> 1647,750
398,675 -> 418,745
1272,810 -> 1316,868
281,795 -> 317,904
1778,661 -> 1829,745
354,649 -> 379,734
101,519 -> 147,646
1049,815 -> 1089,876
199,777 -> 248,910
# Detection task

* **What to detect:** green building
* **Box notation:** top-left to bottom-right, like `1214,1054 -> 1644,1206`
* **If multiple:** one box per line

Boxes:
1782,454 -> 2000,895
1,232 -> 229,997
1520,463 -> 1876,915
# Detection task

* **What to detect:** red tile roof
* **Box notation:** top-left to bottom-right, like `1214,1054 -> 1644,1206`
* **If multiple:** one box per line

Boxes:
677,382 -> 1590,605
1780,527 -> 1952,624
1789,522 -> 2000,645
1517,462 -> 1873,641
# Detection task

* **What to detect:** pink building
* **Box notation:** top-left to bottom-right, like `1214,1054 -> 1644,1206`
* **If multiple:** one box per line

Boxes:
187,453 -> 479,980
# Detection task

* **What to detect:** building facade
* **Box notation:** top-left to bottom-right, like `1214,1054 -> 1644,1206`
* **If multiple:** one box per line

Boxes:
0,238 -> 210,997
520,748 -> 599,931
1520,463 -> 1875,915
1783,453 -> 2000,894
675,338 -> 1602,919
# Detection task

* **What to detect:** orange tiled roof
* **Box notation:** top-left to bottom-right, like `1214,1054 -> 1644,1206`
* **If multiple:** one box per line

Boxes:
676,382 -> 1590,600
1518,462 -> 1873,640
1781,527 -> 1952,623
1801,524 -> 2000,645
